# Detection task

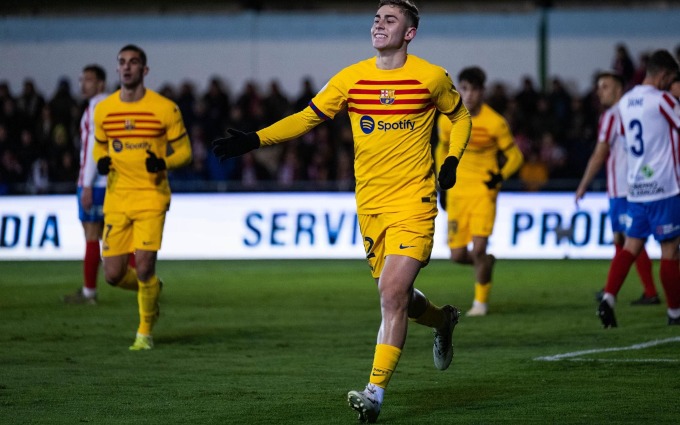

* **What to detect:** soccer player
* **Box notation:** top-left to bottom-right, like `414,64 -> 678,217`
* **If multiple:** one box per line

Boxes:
63,65 -> 108,305
93,45 -> 192,349
575,71 -> 660,305
597,49 -> 680,328
435,66 -> 523,317
212,1 -> 470,422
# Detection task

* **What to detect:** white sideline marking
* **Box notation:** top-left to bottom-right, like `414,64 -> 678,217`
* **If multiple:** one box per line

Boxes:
534,336 -> 680,362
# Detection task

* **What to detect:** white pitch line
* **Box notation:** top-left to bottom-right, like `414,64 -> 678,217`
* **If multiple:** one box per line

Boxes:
534,336 -> 680,362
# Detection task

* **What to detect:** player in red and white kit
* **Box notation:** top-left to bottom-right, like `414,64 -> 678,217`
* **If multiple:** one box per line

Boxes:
597,50 -> 680,328
63,65 -> 109,305
576,71 -> 659,306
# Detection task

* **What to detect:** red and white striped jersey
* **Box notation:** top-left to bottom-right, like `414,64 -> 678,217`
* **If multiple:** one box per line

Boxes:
77,92 -> 108,188
598,105 -> 628,198
618,85 -> 680,202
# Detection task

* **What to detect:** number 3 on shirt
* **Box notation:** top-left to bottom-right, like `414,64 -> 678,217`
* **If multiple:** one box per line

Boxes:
629,119 -> 644,157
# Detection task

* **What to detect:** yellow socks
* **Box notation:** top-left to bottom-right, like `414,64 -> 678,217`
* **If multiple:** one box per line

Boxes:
411,298 -> 446,329
368,344 -> 402,390
474,282 -> 492,304
116,267 -> 139,291
137,276 -> 161,336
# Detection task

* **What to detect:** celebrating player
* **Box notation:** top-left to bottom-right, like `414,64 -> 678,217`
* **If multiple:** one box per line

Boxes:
597,49 -> 680,328
212,1 -> 470,422
436,66 -> 523,317
94,44 -> 192,349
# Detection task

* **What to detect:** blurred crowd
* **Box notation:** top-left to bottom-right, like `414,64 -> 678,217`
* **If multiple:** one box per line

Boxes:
0,43 -> 673,195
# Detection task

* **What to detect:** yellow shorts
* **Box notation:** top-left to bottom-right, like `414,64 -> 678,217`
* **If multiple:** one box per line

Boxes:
102,209 -> 166,257
358,208 -> 436,279
446,193 -> 497,249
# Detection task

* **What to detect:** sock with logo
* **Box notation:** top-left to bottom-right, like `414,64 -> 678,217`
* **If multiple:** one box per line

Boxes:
83,240 -> 100,292
113,266 -> 139,291
137,276 -> 161,336
604,249 -> 635,297
635,247 -> 657,297
368,344 -> 401,390
660,259 -> 680,309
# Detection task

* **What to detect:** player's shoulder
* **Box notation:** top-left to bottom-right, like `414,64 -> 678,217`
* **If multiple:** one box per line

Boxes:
481,103 -> 505,120
406,54 -> 449,77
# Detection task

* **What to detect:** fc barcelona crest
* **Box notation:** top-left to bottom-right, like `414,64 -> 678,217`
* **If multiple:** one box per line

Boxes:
380,89 -> 395,105
124,119 -> 135,130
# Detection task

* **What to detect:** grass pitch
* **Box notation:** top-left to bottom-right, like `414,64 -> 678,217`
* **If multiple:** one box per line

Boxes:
1,259 -> 680,424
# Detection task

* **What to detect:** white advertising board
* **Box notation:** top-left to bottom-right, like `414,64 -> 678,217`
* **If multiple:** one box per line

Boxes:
0,192 -> 656,261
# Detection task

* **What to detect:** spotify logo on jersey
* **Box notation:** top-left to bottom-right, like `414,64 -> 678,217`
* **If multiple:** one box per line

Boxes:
360,116 -> 375,134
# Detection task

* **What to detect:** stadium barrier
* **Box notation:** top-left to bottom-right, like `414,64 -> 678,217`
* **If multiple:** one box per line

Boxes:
0,192 -> 657,260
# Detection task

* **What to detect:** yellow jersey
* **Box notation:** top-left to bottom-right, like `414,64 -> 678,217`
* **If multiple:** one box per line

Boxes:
303,55 -> 467,214
94,89 -> 191,212
437,103 -> 520,197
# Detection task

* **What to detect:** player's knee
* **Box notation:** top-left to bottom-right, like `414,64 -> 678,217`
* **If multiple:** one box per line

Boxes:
450,250 -> 466,264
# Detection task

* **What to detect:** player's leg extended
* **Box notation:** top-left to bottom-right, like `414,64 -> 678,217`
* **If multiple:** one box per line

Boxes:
135,249 -> 161,338
129,210 -> 166,350
599,237 -> 644,328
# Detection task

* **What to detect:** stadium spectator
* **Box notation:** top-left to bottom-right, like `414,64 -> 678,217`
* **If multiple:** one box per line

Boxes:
486,81 -> 510,115
48,77 -> 78,143
16,79 -> 46,126
597,49 -> 680,328
211,1 -> 466,421
93,44 -> 192,350
435,66 -> 524,317
518,147 -> 549,192
611,43 -> 635,90
575,70 -> 659,307
201,76 -> 231,141
63,64 -> 109,305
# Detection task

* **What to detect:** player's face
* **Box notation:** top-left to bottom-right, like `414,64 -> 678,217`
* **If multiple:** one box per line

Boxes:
371,5 -> 415,51
596,77 -> 621,108
117,50 -> 148,90
79,70 -> 100,100
458,81 -> 484,113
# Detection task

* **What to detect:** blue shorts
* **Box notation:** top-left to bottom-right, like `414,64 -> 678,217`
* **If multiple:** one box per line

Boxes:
609,197 -> 628,234
626,195 -> 680,242
77,186 -> 105,222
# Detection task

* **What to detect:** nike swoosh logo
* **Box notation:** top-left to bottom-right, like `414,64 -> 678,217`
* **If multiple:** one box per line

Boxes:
399,244 -> 416,249
142,241 -> 153,246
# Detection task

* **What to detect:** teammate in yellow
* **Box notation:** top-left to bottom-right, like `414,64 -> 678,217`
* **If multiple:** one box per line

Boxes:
212,1 -> 470,422
93,44 -> 192,350
436,66 -> 523,317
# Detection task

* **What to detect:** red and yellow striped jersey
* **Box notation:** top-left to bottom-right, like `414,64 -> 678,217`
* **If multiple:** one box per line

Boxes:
436,103 -> 519,196
310,55 -> 465,214
94,89 -> 190,212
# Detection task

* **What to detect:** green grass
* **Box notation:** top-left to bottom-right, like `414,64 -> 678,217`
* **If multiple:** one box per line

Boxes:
1,259 -> 680,424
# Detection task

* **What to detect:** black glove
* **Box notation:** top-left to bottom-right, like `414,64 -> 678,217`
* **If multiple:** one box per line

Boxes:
211,129 -> 260,162
145,150 -> 167,173
438,156 -> 459,190
484,171 -> 503,189
97,156 -> 111,175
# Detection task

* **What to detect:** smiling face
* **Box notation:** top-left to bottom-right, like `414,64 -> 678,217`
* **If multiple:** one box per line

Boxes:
371,5 -> 415,52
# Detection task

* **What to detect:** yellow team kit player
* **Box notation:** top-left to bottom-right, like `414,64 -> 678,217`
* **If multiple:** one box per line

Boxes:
436,66 -> 523,317
94,44 -> 192,350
